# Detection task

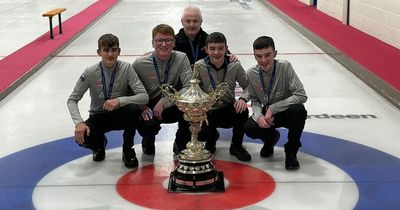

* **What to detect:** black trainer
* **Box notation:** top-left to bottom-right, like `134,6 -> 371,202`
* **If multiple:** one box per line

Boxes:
229,145 -> 251,161
92,137 -> 107,161
285,153 -> 300,170
123,148 -> 139,168
215,131 -> 220,141
204,131 -> 219,154
141,137 -> 155,155
93,149 -> 105,161
260,130 -> 280,158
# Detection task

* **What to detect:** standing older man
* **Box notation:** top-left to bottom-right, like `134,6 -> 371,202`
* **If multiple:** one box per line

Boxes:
174,6 -> 237,145
175,6 -> 237,66
133,24 -> 193,155
174,6 -> 208,66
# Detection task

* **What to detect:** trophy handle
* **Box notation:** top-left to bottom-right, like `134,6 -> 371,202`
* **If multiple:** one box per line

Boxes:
209,82 -> 229,101
193,63 -> 201,80
160,84 -> 179,103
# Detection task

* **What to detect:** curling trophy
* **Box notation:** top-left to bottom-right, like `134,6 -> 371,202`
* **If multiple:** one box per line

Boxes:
161,64 -> 228,192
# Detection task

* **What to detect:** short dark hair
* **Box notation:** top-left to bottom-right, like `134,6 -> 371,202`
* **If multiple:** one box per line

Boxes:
152,24 -> 175,39
206,32 -> 227,46
98,34 -> 119,49
253,36 -> 275,51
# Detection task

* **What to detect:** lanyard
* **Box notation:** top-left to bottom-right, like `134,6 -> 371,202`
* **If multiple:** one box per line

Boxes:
259,59 -> 277,107
189,40 -> 199,62
100,61 -> 118,100
152,53 -> 172,85
204,56 -> 228,90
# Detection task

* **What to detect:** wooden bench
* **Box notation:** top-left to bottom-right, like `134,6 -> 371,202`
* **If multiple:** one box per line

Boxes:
42,8 -> 66,39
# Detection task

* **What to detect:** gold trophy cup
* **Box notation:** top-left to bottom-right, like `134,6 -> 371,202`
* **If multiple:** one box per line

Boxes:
161,64 -> 228,192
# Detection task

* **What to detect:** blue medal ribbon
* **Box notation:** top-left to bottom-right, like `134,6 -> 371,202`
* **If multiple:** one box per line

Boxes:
259,59 -> 277,107
189,40 -> 200,62
152,53 -> 172,85
204,56 -> 228,90
100,61 -> 118,100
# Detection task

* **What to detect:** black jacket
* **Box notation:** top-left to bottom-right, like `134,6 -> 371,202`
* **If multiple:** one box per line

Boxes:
174,28 -> 209,65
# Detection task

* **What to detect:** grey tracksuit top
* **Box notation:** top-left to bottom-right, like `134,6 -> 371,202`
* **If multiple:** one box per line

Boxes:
67,60 -> 149,125
247,59 -> 307,121
132,51 -> 193,108
195,57 -> 248,108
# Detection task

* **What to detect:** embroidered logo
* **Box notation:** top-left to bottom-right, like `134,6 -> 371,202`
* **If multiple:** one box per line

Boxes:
80,74 -> 86,82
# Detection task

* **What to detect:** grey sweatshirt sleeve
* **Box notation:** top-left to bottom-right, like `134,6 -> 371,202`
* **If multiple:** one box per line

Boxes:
67,71 -> 90,125
248,85 -> 264,122
235,61 -> 249,100
269,62 -> 307,114
117,64 -> 149,107
178,55 -> 194,93
245,66 -> 264,121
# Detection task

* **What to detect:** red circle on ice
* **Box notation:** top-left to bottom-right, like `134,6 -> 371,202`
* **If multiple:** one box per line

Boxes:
116,160 -> 275,209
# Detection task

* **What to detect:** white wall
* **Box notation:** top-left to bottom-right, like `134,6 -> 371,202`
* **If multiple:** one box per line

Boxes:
296,0 -> 400,49
350,0 -> 400,48
298,0 -> 312,5
317,0 -> 344,21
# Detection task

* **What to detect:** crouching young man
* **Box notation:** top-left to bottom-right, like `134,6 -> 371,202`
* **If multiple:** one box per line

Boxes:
244,36 -> 307,170
67,34 -> 148,168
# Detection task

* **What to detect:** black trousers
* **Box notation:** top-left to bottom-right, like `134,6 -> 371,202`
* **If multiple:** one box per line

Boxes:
243,104 -> 307,154
199,104 -> 249,147
137,105 -> 191,149
82,104 -> 141,152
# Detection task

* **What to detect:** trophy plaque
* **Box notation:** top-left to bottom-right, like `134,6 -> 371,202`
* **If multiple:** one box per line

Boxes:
161,64 -> 228,192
